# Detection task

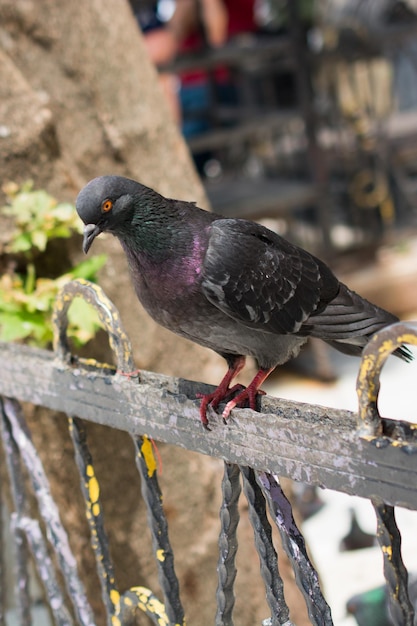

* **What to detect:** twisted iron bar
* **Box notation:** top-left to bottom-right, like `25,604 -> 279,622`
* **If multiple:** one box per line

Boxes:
215,462 -> 241,626
239,466 -> 292,626
132,435 -> 185,625
373,501 -> 414,626
69,416 -> 118,624
13,514 -> 74,626
256,472 -> 333,626
1,399 -> 75,625
0,398 -> 41,626
1,397 -> 95,626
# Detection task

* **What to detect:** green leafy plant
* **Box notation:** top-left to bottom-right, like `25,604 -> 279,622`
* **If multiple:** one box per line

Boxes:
0,181 -> 107,346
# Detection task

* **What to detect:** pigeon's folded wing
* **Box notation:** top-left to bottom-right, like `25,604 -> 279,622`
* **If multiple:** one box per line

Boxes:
201,219 -> 339,335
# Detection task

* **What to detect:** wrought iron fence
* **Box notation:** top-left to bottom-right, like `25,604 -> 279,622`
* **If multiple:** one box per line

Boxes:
0,278 -> 417,625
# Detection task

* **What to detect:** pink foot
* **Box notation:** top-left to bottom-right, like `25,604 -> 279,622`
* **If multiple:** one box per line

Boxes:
197,383 -> 245,428
196,356 -> 246,428
222,367 -> 274,420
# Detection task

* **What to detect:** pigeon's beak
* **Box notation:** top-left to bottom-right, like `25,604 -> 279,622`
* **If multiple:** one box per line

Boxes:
83,223 -> 102,254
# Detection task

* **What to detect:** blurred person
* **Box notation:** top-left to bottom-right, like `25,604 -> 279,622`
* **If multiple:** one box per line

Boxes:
129,0 -> 182,121
176,0 -> 257,140
129,0 -> 258,138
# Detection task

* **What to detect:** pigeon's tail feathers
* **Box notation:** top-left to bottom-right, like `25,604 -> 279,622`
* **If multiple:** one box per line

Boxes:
393,344 -> 414,362
303,283 -> 414,362
325,339 -> 413,362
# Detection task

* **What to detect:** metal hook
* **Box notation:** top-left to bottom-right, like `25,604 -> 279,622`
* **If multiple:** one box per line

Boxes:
356,321 -> 417,436
52,278 -> 137,375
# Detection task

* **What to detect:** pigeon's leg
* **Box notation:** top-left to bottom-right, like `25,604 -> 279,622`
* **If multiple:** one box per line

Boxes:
222,367 -> 275,420
198,355 -> 246,427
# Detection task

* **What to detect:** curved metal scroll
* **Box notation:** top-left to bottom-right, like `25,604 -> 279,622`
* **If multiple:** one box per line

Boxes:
52,279 -> 185,626
52,277 -> 136,374
356,321 -> 417,437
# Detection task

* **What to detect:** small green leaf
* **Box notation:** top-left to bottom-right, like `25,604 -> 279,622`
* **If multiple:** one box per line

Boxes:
0,311 -> 38,342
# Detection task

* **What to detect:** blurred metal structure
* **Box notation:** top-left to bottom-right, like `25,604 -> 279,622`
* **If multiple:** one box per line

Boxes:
161,0 -> 417,255
0,278 -> 417,625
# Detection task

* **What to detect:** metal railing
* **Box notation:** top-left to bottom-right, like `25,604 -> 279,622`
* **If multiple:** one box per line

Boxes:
1,278 -> 417,625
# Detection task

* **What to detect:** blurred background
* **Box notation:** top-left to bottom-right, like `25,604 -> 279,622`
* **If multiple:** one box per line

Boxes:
133,0 -> 417,260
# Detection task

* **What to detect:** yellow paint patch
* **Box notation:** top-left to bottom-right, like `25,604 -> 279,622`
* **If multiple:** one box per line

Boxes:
86,465 -> 100,504
140,437 -> 157,477
382,545 -> 393,558
156,549 -> 165,562
110,589 -> 120,607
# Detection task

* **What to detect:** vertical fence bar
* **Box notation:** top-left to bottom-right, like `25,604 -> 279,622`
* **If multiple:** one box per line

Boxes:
14,515 -> 74,626
215,462 -> 241,626
373,501 -> 414,626
0,398 -> 33,626
240,466 -> 292,626
69,416 -> 118,624
133,435 -> 185,626
256,472 -> 333,626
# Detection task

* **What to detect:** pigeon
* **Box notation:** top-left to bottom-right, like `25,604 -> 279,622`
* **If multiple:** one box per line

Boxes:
347,585 -> 392,626
339,508 -> 376,552
76,175 -> 412,427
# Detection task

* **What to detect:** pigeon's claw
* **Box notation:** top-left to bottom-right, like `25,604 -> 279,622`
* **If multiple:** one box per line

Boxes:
197,356 -> 246,427
197,364 -> 274,426
198,384 -> 246,427
222,367 -> 274,420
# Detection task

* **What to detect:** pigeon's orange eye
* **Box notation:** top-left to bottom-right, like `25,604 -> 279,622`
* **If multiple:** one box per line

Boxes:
102,199 -> 113,213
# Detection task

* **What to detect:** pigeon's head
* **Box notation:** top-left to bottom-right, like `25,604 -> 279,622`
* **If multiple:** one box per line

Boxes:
76,175 -> 144,253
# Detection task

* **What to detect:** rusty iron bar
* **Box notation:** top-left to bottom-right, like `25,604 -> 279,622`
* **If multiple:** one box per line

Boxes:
1,398 -> 95,626
256,472 -> 333,626
215,462 -> 241,626
239,466 -> 292,626
373,501 -> 415,626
